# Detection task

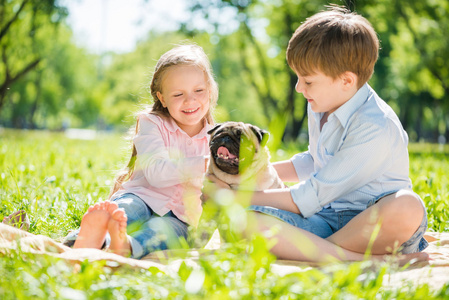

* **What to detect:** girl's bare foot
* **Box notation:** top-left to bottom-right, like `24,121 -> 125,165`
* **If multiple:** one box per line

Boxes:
74,201 -> 118,249
108,208 -> 131,257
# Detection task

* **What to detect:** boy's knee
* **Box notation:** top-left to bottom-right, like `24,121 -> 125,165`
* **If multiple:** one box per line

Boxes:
393,190 -> 424,217
380,190 -> 424,238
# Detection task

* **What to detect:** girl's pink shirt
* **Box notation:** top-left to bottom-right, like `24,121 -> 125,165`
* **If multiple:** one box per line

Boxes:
112,113 -> 212,226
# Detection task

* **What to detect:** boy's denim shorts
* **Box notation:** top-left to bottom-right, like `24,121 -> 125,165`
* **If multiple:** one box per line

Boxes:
249,193 -> 428,254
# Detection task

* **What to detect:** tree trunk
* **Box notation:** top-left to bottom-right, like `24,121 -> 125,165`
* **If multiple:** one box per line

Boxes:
28,70 -> 43,129
445,120 -> 449,144
414,102 -> 423,142
284,71 -> 308,141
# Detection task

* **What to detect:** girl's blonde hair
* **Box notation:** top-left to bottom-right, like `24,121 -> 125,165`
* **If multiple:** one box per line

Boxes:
109,44 -> 218,198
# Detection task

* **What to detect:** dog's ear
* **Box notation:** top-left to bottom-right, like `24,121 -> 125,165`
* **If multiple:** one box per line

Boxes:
250,125 -> 269,146
207,123 -> 222,135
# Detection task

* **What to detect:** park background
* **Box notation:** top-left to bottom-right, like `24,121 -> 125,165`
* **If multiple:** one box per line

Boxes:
1,0 -> 448,143
1,0 -> 449,299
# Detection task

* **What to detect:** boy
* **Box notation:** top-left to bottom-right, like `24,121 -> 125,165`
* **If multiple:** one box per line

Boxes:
209,6 -> 429,263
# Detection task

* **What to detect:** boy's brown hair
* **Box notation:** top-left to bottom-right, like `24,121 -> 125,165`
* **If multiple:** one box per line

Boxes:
286,6 -> 379,88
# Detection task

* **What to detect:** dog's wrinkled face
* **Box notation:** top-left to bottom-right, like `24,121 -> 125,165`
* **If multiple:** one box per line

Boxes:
207,122 -> 267,175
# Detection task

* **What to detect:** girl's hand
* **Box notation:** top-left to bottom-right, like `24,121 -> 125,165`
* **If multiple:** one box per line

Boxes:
201,173 -> 232,202
206,173 -> 231,189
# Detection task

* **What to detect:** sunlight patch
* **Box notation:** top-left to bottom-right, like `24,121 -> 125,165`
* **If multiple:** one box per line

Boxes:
65,129 -> 96,140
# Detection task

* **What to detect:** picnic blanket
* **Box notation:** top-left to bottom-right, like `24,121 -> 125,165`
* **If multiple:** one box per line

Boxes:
1,223 -> 448,290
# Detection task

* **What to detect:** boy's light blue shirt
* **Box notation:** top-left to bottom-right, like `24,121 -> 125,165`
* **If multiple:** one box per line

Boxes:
290,83 -> 412,218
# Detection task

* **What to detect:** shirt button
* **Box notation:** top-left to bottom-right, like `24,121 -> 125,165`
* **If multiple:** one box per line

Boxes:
187,139 -> 192,145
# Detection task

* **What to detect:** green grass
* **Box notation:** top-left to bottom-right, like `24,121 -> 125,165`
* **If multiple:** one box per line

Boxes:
1,129 -> 448,299
409,143 -> 449,232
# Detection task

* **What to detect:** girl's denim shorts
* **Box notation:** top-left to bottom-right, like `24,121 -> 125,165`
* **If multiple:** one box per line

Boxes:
249,193 -> 428,254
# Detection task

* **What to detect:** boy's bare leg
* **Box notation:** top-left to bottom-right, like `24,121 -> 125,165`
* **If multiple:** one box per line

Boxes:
326,190 -> 425,254
108,208 -> 131,257
251,212 -> 428,265
74,201 -> 119,249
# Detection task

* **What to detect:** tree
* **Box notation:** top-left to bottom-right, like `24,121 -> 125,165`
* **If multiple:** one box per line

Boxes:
186,0 -> 449,143
361,0 -> 449,142
0,0 -> 67,112
185,0 -> 340,141
392,0 -> 449,141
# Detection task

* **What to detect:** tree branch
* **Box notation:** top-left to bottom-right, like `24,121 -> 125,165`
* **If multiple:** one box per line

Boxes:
0,55 -> 40,110
11,58 -> 40,83
0,0 -> 29,41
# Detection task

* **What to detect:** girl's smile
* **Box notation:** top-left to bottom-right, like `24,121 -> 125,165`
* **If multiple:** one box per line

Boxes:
182,107 -> 200,114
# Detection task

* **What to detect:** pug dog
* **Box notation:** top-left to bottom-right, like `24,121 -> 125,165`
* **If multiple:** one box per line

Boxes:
206,121 -> 284,191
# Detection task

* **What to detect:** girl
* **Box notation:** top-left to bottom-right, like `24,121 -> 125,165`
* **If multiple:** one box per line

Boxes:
65,44 -> 219,258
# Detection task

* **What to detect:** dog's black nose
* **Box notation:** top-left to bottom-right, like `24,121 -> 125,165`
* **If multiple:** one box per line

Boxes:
222,136 -> 232,143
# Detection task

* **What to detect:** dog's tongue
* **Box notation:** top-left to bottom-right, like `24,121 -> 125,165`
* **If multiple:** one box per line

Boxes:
217,146 -> 237,159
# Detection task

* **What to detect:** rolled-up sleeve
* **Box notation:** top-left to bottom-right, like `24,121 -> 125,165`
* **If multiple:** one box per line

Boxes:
290,121 -> 393,218
290,150 -> 315,182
